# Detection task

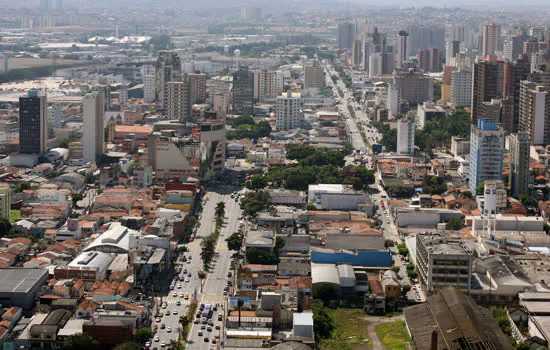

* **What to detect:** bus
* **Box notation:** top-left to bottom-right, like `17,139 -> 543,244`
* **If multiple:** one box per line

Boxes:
202,304 -> 212,318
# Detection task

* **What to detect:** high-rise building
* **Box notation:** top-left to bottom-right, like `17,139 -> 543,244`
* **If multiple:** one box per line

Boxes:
503,57 -> 531,133
232,67 -> 254,115
369,53 -> 383,78
503,36 -> 523,62
304,63 -> 325,90
451,68 -> 472,107
338,22 -> 356,50
0,184 -> 10,222
519,81 -> 550,145
189,73 -> 206,103
352,40 -> 363,66
418,48 -> 442,72
362,39 -> 373,71
396,30 -> 408,69
142,64 -> 156,104
396,117 -> 415,154
471,57 -> 504,125
19,90 -> 47,154
407,25 -> 445,57
241,7 -> 263,22
482,24 -> 501,58
275,92 -> 303,131
156,51 -> 181,111
388,69 -> 434,117
469,119 -> 505,194
254,70 -> 283,102
445,40 -> 461,65
523,38 -> 541,58
82,92 -> 105,164
166,76 -> 192,122
509,132 -> 530,197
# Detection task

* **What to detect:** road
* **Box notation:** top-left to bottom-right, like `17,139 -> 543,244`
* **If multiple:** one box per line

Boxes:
152,186 -> 242,349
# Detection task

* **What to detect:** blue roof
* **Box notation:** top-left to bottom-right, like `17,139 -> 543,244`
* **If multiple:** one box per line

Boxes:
311,250 -> 392,268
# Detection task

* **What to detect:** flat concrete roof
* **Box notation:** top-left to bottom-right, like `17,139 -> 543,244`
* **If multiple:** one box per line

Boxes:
0,269 -> 48,293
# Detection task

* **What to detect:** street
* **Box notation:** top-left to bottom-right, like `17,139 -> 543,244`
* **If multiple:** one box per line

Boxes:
152,186 -> 242,349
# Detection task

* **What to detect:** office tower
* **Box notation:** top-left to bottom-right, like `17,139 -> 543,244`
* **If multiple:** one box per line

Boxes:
469,119 -> 505,194
19,90 -> 47,154
156,51 -> 181,111
143,73 -> 156,103
388,69 -> 433,117
523,38 -> 540,58
119,82 -> 127,105
446,23 -> 465,42
503,36 -> 523,61
482,24 -> 501,57
254,70 -> 283,103
0,184 -> 9,222
82,92 -> 105,164
241,7 -> 263,22
362,39 -> 373,71
166,76 -> 192,122
519,81 -> 550,145
232,67 -> 254,115
397,118 -> 415,154
530,27 -> 545,42
189,73 -> 206,103
338,22 -> 356,50
418,48 -> 442,72
503,57 -> 530,133
382,51 -> 395,74
406,25 -> 445,57
471,57 -> 504,125
451,68 -> 473,107
396,30 -> 408,69
352,40 -> 363,66
275,92 -> 303,131
445,40 -> 461,65
304,62 -> 325,89
369,53 -> 383,78
509,132 -> 530,197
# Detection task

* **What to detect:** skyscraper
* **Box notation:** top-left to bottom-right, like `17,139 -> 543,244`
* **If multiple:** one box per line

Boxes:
445,40 -> 461,65
156,51 -> 181,111
254,70 -> 283,102
503,36 -> 523,61
471,57 -> 504,125
451,68 -> 472,107
469,119 -> 505,194
396,117 -> 415,154
418,48 -> 442,72
503,57 -> 530,133
338,22 -> 356,50
19,90 -> 47,154
166,75 -> 192,122
519,81 -> 550,145
509,132 -> 530,197
0,184 -> 10,222
304,63 -> 325,90
396,30 -> 408,69
82,92 -> 105,164
189,73 -> 206,103
482,24 -> 501,57
232,67 -> 254,115
275,92 -> 303,131
352,40 -> 363,66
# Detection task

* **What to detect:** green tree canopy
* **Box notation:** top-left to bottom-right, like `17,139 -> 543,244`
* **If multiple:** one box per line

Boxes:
114,342 -> 142,350
64,334 -> 99,350
135,328 -> 152,345
226,232 -> 244,251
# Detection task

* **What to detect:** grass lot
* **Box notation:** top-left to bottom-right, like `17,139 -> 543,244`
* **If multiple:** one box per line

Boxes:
9,210 -> 20,223
319,308 -> 373,350
375,320 -> 411,350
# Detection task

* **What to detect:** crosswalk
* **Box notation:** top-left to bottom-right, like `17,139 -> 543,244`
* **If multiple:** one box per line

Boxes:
163,299 -> 192,306
201,293 -> 227,304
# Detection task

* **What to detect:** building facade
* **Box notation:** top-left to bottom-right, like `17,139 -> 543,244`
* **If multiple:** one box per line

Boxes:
254,70 -> 283,102
397,118 -> 415,154
450,68 -> 472,107
19,90 -> 48,154
275,92 -> 303,131
469,119 -> 505,194
82,92 -> 105,164
165,77 -> 192,122
232,67 -> 254,115
482,24 -> 501,57
304,63 -> 325,90
519,81 -> 550,145
509,132 -> 530,197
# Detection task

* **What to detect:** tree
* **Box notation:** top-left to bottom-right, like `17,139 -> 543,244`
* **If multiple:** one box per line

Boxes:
255,121 -> 272,138
85,173 -> 94,184
58,138 -> 71,148
402,284 -> 412,294
520,194 -> 538,208
313,283 -> 339,304
246,175 -> 267,190
306,204 -> 317,211
135,328 -> 152,345
241,190 -> 271,216
387,185 -> 411,198
246,247 -> 277,264
461,191 -> 473,199
407,270 -> 417,279
385,239 -> 395,248
226,232 -> 244,251
391,266 -> 400,273
215,201 -> 226,218
114,342 -> 141,350
406,263 -> 415,271
476,181 -> 485,195
312,301 -> 334,339
71,192 -> 83,205
446,218 -> 464,230
64,334 -> 99,350
287,145 -> 316,160
0,218 -> 12,237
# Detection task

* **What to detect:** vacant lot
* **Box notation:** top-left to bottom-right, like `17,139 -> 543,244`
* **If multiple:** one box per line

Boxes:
319,308 -> 373,350
375,320 -> 411,350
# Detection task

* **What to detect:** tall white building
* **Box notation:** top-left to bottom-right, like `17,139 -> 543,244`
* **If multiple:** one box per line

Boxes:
519,82 -> 550,145
450,68 -> 472,107
142,65 -> 156,103
369,53 -> 383,78
254,70 -> 283,103
0,184 -> 10,222
482,24 -> 501,58
82,92 -> 105,163
275,92 -> 303,131
397,118 -> 415,154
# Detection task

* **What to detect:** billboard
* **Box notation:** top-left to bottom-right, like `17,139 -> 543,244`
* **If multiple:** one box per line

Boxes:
229,296 -> 251,310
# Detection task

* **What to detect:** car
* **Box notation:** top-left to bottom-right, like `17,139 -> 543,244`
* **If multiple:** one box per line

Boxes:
176,301 -> 181,306
207,320 -> 214,326
185,278 -> 190,282
144,341 -> 151,349
212,338 -> 217,344
194,318 -> 199,324
160,341 -> 166,347
202,318 -> 207,324
165,310 -> 170,316
204,337 -> 209,342
218,315 -> 222,321
183,269 -> 188,274
188,273 -> 192,277
180,293 -> 184,298
173,310 -> 178,315
215,325 -> 220,330
187,260 -> 191,264
223,290 -> 228,295
198,331 -> 203,337
197,311 -> 202,317
201,325 -> 206,330
177,284 -> 181,289
160,323 -> 165,329
155,317 -> 161,322
207,326 -> 212,332
184,295 -> 189,300
154,336 -> 160,342
167,327 -> 172,333
172,292 -> 177,297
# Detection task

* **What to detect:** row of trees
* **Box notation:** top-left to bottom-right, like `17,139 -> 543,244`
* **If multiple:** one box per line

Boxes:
200,201 -> 226,270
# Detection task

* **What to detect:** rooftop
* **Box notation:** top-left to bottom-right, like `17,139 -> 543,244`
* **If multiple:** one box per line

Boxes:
0,268 -> 48,294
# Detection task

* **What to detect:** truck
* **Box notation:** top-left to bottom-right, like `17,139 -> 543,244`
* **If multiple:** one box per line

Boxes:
202,304 -> 213,318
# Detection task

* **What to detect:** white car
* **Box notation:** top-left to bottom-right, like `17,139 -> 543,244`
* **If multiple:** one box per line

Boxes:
172,292 -> 177,297
154,336 -> 160,342
167,327 -> 172,333
160,341 -> 166,348
185,278 -> 190,283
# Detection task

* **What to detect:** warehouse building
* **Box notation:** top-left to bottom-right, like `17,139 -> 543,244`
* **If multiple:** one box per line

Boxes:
0,269 -> 49,309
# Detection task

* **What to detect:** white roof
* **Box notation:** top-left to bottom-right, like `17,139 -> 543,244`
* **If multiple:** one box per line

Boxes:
293,312 -> 313,326
308,184 -> 344,193
68,251 -> 115,271
58,319 -> 86,337
84,224 -> 136,252
311,263 -> 340,286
